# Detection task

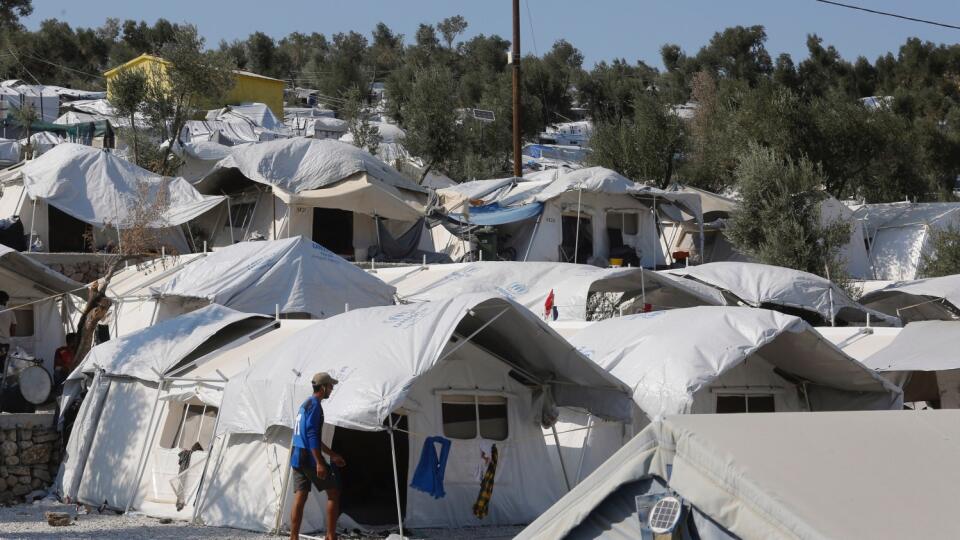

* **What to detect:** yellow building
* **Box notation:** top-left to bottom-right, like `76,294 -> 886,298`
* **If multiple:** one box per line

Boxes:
104,54 -> 285,117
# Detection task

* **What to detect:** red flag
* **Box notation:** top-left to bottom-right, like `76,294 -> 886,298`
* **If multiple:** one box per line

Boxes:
544,289 -> 555,318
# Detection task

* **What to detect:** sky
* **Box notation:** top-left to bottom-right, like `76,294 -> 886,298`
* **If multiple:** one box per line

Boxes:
21,1 -> 960,69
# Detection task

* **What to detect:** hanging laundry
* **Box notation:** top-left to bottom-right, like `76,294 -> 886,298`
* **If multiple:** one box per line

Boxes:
410,436 -> 452,499
472,443 -> 499,519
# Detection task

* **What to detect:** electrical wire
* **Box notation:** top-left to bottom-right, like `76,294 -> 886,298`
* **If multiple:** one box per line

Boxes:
814,0 -> 960,30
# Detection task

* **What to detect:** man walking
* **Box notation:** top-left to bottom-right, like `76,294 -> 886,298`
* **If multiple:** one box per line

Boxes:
289,372 -> 346,540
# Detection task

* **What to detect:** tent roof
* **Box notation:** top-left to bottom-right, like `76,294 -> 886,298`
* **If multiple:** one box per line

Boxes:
152,236 -> 396,318
0,245 -> 85,299
569,306 -> 899,419
73,304 -> 270,382
852,201 -> 960,236
375,261 -> 723,321
863,321 -> 960,372
664,262 -> 898,325
860,274 -> 960,320
216,293 -> 633,434
209,137 -> 427,195
19,143 -> 225,228
206,102 -> 285,132
518,410 -> 960,540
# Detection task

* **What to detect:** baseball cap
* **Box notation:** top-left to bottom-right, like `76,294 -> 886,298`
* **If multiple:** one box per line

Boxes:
311,372 -> 339,387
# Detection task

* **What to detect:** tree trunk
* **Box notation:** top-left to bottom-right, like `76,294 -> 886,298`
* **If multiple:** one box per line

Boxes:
73,257 -> 130,363
418,159 -> 435,185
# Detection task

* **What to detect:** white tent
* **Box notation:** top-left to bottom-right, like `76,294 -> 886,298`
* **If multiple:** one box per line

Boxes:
0,245 -> 84,372
814,325 -> 901,363
152,236 -> 396,320
434,167 -> 703,267
859,274 -> 960,322
196,138 -> 431,260
205,102 -> 287,134
213,293 -> 632,532
21,131 -> 64,156
0,84 -> 60,124
820,196 -> 871,278
853,201 -> 960,280
663,261 -> 898,326
0,138 -> 21,166
863,321 -> 960,407
518,410 -> 960,540
56,305 -> 277,515
555,306 -> 902,486
374,261 -> 724,321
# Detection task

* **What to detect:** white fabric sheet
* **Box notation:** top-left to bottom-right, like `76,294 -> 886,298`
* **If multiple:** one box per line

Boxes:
863,320 -> 960,372
20,144 -> 225,228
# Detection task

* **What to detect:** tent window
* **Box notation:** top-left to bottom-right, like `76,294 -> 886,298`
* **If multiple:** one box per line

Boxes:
226,202 -> 255,230
716,394 -> 775,413
607,212 -> 639,235
441,394 -> 508,441
159,403 -> 219,450
12,308 -> 33,336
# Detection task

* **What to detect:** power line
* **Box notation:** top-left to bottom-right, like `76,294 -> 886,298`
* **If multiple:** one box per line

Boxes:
814,0 -> 960,30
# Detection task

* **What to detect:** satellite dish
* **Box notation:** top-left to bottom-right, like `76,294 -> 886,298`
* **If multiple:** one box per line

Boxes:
647,495 -> 683,534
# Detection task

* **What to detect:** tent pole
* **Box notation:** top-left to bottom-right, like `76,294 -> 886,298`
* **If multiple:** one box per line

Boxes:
224,193 -> 234,244
573,414 -> 594,485
28,197 -> 36,250
388,416 -> 405,539
698,210 -> 705,266
273,443 -> 296,534
124,379 -> 165,513
522,210 -> 543,262
190,411 -> 223,524
573,187 -> 582,263
436,307 -> 511,364
550,423 -> 572,492
272,188 -> 277,240
640,268 -> 646,308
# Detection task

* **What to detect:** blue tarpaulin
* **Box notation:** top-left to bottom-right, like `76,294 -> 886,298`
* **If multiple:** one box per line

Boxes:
450,202 -> 544,226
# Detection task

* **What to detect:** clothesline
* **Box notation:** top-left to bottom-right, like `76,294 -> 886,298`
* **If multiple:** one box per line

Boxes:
0,282 -> 90,314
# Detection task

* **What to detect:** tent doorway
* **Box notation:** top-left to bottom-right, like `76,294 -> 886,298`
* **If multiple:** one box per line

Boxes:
312,208 -> 353,257
48,205 -> 89,252
331,414 -> 408,526
560,214 -> 592,264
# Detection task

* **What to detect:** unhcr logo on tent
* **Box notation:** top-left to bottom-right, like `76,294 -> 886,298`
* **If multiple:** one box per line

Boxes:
385,306 -> 430,328
310,242 -> 342,262
495,282 -> 528,299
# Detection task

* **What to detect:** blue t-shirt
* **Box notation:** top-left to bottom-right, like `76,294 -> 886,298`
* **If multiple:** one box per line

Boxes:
290,396 -> 324,469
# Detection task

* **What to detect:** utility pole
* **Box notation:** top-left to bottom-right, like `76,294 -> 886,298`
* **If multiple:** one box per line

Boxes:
511,0 -> 522,178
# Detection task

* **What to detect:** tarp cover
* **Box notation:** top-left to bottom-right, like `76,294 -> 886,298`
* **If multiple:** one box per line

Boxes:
517,410 -> 960,540
0,244 -> 84,296
152,236 -> 396,318
664,262 -> 897,325
71,304 -> 266,382
569,306 -> 900,419
211,137 -> 427,195
860,274 -> 960,321
206,102 -> 285,132
217,293 -> 632,434
20,143 -> 225,228
377,261 -> 724,321
863,321 -> 960,372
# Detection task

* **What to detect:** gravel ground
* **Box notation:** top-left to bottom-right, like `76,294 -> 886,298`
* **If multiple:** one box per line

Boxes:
0,501 -> 521,540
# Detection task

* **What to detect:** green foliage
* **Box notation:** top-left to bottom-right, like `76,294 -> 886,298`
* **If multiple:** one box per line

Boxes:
437,15 -> 468,49
919,226 -> 960,278
588,91 -> 684,188
726,143 -> 852,284
342,85 -> 381,156
0,0 -> 30,31
107,68 -> 148,164
402,67 -> 460,181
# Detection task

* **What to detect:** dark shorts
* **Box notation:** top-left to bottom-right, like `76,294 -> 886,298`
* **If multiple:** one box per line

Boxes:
292,460 -> 340,494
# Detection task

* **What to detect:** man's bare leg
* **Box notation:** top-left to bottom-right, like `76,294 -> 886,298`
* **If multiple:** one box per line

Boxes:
289,489 -> 308,540
325,487 -> 340,540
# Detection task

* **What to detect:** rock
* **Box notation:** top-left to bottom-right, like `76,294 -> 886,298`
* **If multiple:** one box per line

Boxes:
18,475 -> 31,485
9,466 -> 28,475
45,511 -> 72,527
32,468 -> 51,482
21,443 -> 51,465
3,430 -> 15,442
12,483 -> 30,496
0,491 -> 12,504
0,476 -> 6,491
31,478 -> 44,489
159,518 -> 173,524
0,441 -> 16,457
20,440 -> 33,449
5,455 -> 19,466
0,466 -> 7,477
33,432 -> 58,444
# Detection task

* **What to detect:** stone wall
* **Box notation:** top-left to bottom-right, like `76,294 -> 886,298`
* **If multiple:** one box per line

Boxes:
0,413 -> 59,504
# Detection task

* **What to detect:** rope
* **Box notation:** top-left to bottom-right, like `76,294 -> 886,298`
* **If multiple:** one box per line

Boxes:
0,283 -> 90,314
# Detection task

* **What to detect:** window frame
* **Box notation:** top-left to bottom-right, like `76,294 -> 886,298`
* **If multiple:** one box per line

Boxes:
439,392 -> 509,441
714,392 -> 776,413
159,402 -> 219,450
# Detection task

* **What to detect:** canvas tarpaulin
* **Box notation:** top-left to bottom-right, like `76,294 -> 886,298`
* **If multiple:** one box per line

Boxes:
216,293 -> 633,435
863,320 -> 960,372
274,172 -> 426,221
519,411 -> 960,540
152,236 -> 396,318
860,274 -> 960,321
664,261 -> 898,326
376,261 -> 724,321
568,306 -> 902,420
19,143 -> 225,228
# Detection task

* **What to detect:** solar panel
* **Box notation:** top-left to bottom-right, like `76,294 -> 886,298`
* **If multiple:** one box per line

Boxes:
647,496 -> 683,534
472,108 -> 495,122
